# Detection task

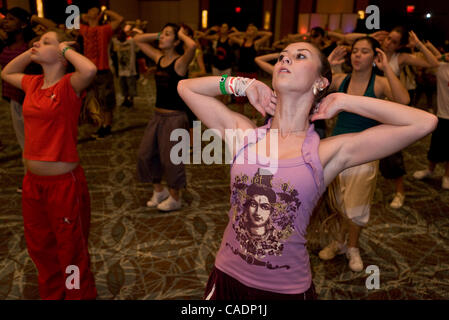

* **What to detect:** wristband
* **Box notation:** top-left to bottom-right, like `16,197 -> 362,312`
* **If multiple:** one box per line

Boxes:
61,46 -> 73,59
227,76 -> 256,97
219,74 -> 229,95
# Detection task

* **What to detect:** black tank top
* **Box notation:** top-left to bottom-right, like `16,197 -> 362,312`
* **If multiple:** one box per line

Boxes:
155,56 -> 188,111
213,38 -> 233,70
238,40 -> 257,72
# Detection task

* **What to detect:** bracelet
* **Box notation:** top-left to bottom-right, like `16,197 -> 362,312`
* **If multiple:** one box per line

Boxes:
61,46 -> 73,59
157,32 -> 161,40
227,76 -> 256,97
219,74 -> 229,95
440,54 -> 446,62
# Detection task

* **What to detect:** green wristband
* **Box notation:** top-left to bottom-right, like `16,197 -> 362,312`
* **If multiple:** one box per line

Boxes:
62,46 -> 73,59
219,74 -> 229,95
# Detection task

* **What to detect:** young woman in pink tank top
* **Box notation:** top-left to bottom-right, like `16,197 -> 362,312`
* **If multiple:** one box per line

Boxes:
177,41 -> 437,299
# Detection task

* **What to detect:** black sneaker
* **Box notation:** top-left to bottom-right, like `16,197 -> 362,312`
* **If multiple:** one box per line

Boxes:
91,126 -> 105,139
122,97 -> 131,108
92,126 -> 112,140
103,125 -> 112,137
122,97 -> 133,108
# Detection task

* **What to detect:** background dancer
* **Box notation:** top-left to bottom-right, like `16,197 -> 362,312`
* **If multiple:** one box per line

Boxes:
135,23 -> 196,212
1,29 -> 98,299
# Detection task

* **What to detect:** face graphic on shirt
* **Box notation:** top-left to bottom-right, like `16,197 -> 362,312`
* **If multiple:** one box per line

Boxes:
247,195 -> 272,235
228,170 -> 301,268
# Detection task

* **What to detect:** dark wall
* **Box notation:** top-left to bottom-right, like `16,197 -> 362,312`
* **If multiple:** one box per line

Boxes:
370,0 -> 449,47
29,0 -> 107,25
209,0 -> 263,30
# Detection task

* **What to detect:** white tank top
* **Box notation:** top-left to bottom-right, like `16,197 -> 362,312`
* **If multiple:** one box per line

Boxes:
388,52 -> 401,77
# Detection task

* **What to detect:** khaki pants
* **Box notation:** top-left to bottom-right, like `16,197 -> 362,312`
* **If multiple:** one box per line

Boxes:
332,161 -> 379,227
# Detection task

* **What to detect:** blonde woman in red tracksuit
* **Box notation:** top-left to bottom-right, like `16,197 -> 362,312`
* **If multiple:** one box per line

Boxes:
1,29 -> 97,299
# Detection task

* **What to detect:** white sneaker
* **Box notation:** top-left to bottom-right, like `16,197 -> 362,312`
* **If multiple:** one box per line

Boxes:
146,188 -> 169,207
346,247 -> 363,272
318,240 -> 347,260
390,192 -> 405,209
157,195 -> 182,212
413,169 -> 433,180
442,176 -> 449,190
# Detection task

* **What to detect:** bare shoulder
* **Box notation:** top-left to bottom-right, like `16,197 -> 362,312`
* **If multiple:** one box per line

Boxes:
234,111 -> 257,132
374,75 -> 387,97
331,73 -> 347,90
397,52 -> 411,64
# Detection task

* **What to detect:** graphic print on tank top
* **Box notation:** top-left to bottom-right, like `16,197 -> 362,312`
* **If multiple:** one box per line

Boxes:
226,168 -> 301,270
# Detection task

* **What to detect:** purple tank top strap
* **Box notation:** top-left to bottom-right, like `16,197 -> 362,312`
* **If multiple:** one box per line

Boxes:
301,123 -> 325,195
231,121 -> 271,165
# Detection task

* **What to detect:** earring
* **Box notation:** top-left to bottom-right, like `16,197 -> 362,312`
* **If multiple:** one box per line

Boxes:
373,62 -> 376,67
313,85 -> 318,96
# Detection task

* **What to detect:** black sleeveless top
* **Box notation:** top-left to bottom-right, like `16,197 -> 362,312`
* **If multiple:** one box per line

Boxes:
213,38 -> 233,70
238,40 -> 258,72
155,56 -> 188,111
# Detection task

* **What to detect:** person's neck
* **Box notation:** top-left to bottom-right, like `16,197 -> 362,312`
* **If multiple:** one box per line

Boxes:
161,48 -> 178,60
41,64 -> 66,88
351,67 -> 372,82
385,50 -> 396,61
244,36 -> 255,45
9,32 -> 25,48
270,92 -> 312,138
88,18 -> 99,27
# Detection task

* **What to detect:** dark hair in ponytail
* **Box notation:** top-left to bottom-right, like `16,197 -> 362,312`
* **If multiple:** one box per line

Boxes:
391,26 -> 409,48
351,36 -> 383,75
5,7 -> 34,46
160,22 -> 184,55
352,36 -> 380,55
308,42 -> 332,115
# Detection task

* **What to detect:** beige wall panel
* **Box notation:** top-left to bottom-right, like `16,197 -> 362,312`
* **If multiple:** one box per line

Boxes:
7,0 -> 30,11
316,0 -> 354,14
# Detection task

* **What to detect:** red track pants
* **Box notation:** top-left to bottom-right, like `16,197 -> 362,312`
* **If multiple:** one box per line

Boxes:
22,165 -> 97,300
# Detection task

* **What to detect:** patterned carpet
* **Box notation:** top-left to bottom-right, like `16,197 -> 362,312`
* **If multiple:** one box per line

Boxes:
1,75 -> 448,300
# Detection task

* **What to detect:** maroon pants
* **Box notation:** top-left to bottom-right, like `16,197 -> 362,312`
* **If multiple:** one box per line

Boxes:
204,266 -> 317,300
22,165 -> 97,300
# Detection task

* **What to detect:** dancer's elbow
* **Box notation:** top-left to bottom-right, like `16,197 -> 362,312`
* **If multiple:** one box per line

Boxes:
417,113 -> 438,136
